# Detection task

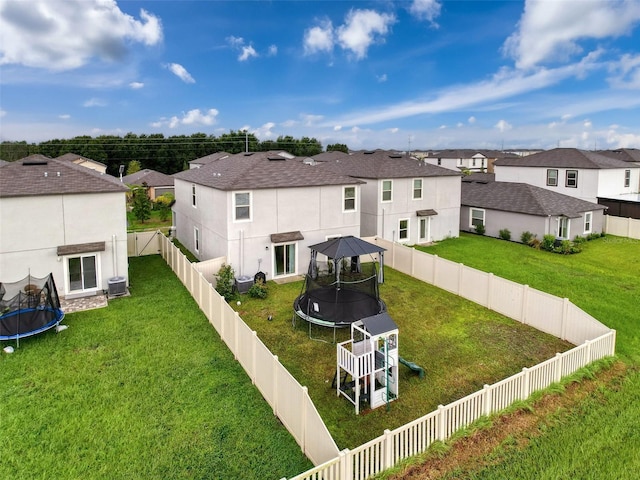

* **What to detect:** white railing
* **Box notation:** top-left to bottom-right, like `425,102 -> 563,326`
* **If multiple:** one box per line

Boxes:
605,215 -> 640,239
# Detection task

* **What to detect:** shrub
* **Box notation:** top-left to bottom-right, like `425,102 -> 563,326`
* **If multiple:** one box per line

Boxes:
474,223 -> 485,235
587,232 -> 603,241
542,234 -> 556,251
520,231 -> 535,244
215,263 -> 237,301
248,279 -> 268,299
529,238 -> 541,250
573,235 -> 586,245
499,228 -> 511,241
555,239 -> 574,255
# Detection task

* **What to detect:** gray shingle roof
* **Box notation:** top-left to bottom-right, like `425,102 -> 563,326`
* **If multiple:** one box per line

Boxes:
56,152 -> 107,167
493,148 -> 635,169
461,181 -> 606,216
188,152 -> 231,166
319,150 -> 461,179
122,169 -> 175,187
0,154 -> 128,198
174,151 -> 364,190
596,148 -> 640,164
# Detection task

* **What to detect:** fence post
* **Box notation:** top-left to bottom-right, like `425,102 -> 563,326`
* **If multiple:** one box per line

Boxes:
457,263 -> 464,295
340,448 -> 352,480
234,311 -> 240,360
521,367 -> 530,399
411,247 -> 416,277
301,386 -> 308,455
432,255 -> 438,286
272,355 -> 279,416
487,273 -> 493,310
521,285 -> 529,324
251,331 -> 258,385
437,404 -> 446,441
561,298 -> 569,341
554,352 -> 563,382
483,384 -> 492,416
384,429 -> 393,470
583,339 -> 591,366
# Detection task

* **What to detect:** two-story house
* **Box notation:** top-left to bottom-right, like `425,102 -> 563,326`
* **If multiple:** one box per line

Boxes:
0,155 -> 129,298
318,150 -> 461,244
493,148 -> 640,206
172,151 -> 364,280
417,149 -> 521,173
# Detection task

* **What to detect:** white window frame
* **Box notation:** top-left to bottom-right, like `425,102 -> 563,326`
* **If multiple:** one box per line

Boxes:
273,242 -> 297,278
419,217 -> 430,242
398,218 -> 409,242
191,183 -> 197,207
233,191 -> 252,222
343,186 -> 357,212
470,208 -> 485,228
65,253 -> 101,294
412,178 -> 423,200
194,226 -> 200,253
381,180 -> 393,202
547,169 -> 558,187
584,212 -> 592,234
558,216 -> 570,239
624,169 -> 631,188
566,170 -> 578,188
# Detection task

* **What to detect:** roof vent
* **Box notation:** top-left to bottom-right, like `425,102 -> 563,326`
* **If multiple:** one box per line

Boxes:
389,154 -> 402,159
364,151 -> 375,155
244,152 -> 254,156
268,156 -> 285,161
24,159 -> 48,166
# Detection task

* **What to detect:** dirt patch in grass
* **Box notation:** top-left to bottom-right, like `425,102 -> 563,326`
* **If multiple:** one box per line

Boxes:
388,360 -> 628,480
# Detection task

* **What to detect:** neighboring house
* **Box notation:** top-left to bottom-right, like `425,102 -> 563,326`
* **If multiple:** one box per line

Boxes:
122,169 -> 175,200
417,149 -> 520,173
57,152 -> 108,174
493,148 -> 640,205
318,150 -> 462,244
461,177 -> 607,241
188,151 -> 231,169
595,149 -> 640,218
0,155 -> 129,299
172,151 -> 364,280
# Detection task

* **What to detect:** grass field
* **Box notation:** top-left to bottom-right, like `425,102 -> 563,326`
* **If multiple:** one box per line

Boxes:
0,256 -> 312,480
384,232 -> 640,479
127,209 -> 172,232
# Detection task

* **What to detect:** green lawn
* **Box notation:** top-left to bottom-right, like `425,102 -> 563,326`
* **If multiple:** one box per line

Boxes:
404,232 -> 640,479
0,256 -> 312,480
127,209 -> 172,232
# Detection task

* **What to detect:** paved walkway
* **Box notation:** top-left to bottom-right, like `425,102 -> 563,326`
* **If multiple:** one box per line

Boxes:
60,293 -> 109,314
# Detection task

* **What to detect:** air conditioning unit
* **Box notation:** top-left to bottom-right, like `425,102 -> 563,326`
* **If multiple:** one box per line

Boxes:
108,276 -> 127,296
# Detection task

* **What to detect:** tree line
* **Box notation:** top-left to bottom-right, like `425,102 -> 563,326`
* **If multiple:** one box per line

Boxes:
0,131 -> 350,176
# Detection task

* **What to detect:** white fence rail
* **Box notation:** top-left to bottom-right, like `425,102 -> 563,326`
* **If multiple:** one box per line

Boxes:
605,215 -> 640,239
287,238 -> 615,480
157,235 -> 340,467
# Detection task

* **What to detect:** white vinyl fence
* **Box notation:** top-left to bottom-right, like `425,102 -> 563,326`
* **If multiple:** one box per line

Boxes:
287,238 -> 615,480
158,234 -> 340,467
127,230 -> 163,256
605,215 -> 640,239
151,233 -> 614,480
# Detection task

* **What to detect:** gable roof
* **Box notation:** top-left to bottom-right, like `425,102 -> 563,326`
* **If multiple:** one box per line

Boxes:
56,152 -> 107,167
174,151 -> 364,190
596,148 -> 640,164
0,154 -> 128,198
188,151 -> 231,167
493,148 -> 634,169
319,150 -> 461,179
461,181 -> 606,217
122,169 -> 175,187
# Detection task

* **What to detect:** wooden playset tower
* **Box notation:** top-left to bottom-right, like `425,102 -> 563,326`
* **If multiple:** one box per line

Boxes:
336,313 -> 399,414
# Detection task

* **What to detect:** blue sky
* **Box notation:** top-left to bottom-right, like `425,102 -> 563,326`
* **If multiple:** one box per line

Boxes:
1,0 -> 640,151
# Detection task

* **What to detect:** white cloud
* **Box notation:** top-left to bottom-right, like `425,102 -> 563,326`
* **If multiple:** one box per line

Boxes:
83,98 -> 107,107
226,36 -> 245,47
468,116 -> 476,124
0,0 -> 162,71
0,109 -> 6,118
408,0 -> 442,25
129,81 -> 144,89
268,45 -> 278,56
503,0 -> 640,69
239,45 -> 258,62
377,73 -> 388,83
59,114 -> 70,120
334,125 -> 342,131
388,127 -> 399,133
608,53 -> 640,89
252,122 -> 276,139
495,120 -> 512,133
166,63 -> 195,83
303,20 -> 334,55
583,119 -> 592,128
302,114 -> 324,126
153,108 -> 218,129
337,9 -> 396,60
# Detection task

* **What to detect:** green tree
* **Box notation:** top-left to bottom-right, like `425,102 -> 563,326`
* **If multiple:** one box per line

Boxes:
131,185 -> 152,223
127,159 -> 142,175
327,143 -> 349,153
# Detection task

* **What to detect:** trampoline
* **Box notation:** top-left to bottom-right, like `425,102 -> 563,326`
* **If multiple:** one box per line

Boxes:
293,236 -> 387,338
0,273 -> 65,344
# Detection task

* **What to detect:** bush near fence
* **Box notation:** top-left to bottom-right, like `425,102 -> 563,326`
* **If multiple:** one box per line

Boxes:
146,233 -> 614,480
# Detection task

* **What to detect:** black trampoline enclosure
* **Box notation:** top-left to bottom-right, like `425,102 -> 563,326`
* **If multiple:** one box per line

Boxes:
0,273 -> 64,341
293,236 -> 386,328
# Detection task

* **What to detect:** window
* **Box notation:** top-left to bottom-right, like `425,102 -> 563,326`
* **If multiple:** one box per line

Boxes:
547,169 -> 558,186
558,217 -> 570,239
566,170 -> 578,188
398,219 -> 409,241
437,158 -> 442,166
234,191 -> 251,221
274,243 -> 296,276
472,158 -> 477,167
194,227 -> 200,253
625,169 -> 631,188
382,180 -> 392,202
584,212 -> 592,233
470,208 -> 485,228
413,179 -> 423,199
343,186 -> 356,211
419,217 -> 429,242
191,184 -> 197,207
68,255 -> 98,292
